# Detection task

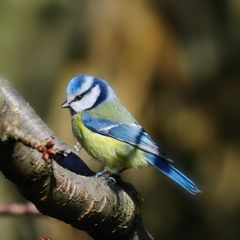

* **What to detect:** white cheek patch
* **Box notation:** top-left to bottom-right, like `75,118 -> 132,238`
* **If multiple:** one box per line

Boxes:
70,84 -> 101,112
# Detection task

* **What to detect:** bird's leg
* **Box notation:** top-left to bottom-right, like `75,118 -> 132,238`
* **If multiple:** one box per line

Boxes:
73,141 -> 82,152
96,168 -> 116,184
95,169 -> 111,178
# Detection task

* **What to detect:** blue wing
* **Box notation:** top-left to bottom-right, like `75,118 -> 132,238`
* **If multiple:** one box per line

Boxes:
82,112 -> 201,194
82,112 -> 171,161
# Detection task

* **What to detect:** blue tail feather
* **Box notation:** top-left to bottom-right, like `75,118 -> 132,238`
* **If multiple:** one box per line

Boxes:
145,153 -> 201,195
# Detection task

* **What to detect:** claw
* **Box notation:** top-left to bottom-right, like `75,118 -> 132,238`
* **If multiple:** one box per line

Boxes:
95,171 -> 116,184
73,141 -> 82,152
108,176 -> 116,184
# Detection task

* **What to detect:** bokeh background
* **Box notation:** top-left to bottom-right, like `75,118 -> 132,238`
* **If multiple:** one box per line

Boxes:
0,1 -> 239,239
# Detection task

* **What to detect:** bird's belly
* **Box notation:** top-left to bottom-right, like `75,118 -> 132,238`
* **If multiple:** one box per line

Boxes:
72,117 -> 148,172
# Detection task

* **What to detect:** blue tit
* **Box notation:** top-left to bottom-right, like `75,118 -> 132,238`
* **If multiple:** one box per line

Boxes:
62,74 -> 201,194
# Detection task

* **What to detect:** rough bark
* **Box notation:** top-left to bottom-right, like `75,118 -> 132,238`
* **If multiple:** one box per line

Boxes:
0,76 -> 153,240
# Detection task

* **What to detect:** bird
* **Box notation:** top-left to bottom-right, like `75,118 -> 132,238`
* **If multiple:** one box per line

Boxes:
62,74 -> 201,194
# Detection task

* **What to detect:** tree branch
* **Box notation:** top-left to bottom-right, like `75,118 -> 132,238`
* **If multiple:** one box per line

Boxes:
0,76 -> 152,240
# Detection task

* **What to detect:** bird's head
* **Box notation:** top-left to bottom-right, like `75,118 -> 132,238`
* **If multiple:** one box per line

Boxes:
62,74 -> 115,114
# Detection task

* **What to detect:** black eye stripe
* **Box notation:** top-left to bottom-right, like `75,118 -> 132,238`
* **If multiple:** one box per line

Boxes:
71,92 -> 85,103
70,84 -> 96,104
74,93 -> 84,101
68,93 -> 84,105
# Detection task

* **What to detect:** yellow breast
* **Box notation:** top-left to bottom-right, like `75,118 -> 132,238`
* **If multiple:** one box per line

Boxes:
71,114 -> 148,172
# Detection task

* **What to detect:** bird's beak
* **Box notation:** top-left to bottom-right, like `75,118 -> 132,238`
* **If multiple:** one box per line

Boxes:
61,100 -> 69,108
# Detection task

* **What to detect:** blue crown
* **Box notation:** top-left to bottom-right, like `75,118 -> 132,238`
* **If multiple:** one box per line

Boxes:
66,74 -> 87,95
66,74 -> 110,108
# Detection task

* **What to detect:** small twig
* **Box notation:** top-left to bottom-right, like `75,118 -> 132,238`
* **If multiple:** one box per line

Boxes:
39,237 -> 52,240
0,202 -> 41,216
3,122 -> 57,161
33,136 -> 57,161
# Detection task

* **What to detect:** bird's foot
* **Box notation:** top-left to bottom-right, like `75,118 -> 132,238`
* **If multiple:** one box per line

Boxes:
73,141 -> 82,152
95,170 -> 116,184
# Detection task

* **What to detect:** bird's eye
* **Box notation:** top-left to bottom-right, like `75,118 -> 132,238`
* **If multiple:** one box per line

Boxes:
74,94 -> 84,101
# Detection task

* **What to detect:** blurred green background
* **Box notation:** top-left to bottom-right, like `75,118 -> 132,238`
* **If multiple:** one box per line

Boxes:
0,1 -> 239,239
